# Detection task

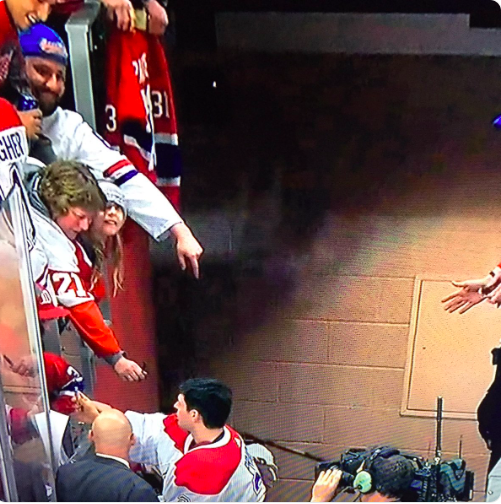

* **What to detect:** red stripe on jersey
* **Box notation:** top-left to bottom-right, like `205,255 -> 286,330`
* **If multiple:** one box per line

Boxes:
104,159 -> 134,178
173,426 -> 242,495
163,414 -> 189,452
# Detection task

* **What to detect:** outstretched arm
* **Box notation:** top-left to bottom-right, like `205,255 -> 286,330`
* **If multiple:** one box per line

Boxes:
60,115 -> 204,276
65,301 -> 147,382
441,268 -> 501,314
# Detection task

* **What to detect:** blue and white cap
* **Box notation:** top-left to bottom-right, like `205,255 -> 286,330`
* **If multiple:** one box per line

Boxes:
19,23 -> 68,67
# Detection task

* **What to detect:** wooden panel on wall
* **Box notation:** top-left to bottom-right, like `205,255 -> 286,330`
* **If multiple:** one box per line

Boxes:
402,277 -> 499,419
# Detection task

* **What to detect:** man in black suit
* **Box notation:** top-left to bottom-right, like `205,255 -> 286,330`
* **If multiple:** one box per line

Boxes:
56,408 -> 158,502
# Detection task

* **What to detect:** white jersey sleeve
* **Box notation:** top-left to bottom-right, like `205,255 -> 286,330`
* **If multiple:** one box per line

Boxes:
126,411 -> 177,466
30,235 -> 48,284
41,108 -> 183,241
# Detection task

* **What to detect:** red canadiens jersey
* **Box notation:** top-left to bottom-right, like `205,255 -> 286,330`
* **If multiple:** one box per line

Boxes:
44,352 -> 85,415
125,412 -> 266,502
104,26 -> 181,211
147,36 -> 181,210
104,27 -> 155,180
7,353 -> 84,442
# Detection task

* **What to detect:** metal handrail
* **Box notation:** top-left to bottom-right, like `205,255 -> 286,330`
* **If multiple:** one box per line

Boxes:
65,1 -> 100,129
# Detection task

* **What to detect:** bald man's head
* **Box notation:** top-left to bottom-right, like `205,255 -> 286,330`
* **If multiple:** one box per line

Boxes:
89,409 -> 135,459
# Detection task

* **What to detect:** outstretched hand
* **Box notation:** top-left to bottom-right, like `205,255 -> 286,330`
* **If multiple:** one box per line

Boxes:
311,469 -> 343,503
9,354 -> 37,377
170,223 -> 204,279
441,287 -> 486,314
113,356 -> 147,382
73,392 -> 111,424
442,271 -> 501,314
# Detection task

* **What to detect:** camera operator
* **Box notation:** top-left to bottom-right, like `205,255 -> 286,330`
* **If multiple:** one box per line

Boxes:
310,450 -> 418,502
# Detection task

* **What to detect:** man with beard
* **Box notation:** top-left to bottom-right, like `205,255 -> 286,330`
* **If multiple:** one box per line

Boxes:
0,0 -> 55,140
20,23 -> 203,277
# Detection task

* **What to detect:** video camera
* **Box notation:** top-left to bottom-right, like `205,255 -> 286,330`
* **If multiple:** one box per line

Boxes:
315,398 -> 474,502
315,446 -> 473,501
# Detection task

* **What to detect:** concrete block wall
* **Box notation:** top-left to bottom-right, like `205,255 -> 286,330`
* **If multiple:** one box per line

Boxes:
154,51 -> 501,501
206,216 -> 495,501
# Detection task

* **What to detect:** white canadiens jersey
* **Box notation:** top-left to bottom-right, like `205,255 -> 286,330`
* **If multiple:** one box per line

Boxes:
126,412 -> 266,502
41,107 -> 182,240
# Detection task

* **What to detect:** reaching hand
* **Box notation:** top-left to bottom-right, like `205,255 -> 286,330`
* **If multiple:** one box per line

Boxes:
441,288 -> 486,314
18,109 -> 42,140
442,271 -> 501,314
73,392 -> 111,424
145,0 -> 168,35
113,356 -> 147,382
170,223 -> 204,279
311,469 -> 343,503
102,0 -> 135,31
9,355 -> 37,377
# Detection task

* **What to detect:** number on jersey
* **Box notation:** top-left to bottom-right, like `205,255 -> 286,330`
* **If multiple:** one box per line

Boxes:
51,272 -> 88,299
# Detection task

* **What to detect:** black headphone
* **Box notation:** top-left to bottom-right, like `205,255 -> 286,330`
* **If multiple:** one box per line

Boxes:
352,447 -> 400,494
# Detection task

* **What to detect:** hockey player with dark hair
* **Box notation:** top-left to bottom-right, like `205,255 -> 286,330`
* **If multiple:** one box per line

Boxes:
77,378 -> 268,502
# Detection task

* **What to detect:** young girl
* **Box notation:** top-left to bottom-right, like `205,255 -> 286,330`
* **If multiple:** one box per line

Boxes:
85,180 -> 127,299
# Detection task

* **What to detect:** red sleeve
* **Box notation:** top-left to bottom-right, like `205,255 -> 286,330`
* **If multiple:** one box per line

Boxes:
163,414 -> 189,451
66,300 -> 122,357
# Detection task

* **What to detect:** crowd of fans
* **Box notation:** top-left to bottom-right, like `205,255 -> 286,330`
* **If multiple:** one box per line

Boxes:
0,0 -> 427,501
0,0 -> 268,500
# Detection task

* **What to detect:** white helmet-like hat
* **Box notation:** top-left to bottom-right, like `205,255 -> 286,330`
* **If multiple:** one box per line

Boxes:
98,180 -> 127,218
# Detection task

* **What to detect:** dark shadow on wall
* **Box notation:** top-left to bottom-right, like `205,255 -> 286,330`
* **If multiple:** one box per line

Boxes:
154,254 -> 303,409
154,52 -> 501,405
